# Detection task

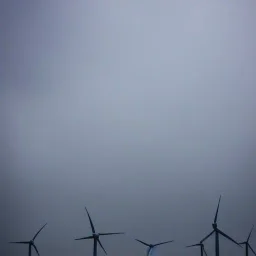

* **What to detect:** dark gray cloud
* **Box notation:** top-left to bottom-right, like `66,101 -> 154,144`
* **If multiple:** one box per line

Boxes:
2,0 -> 256,256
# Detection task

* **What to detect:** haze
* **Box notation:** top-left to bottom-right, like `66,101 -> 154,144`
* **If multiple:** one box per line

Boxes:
2,1 -> 256,256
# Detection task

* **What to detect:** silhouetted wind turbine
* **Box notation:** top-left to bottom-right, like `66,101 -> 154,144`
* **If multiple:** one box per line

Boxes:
239,225 -> 256,256
9,223 -> 47,256
186,242 -> 208,256
200,195 -> 241,256
135,238 -> 174,256
75,207 -> 124,256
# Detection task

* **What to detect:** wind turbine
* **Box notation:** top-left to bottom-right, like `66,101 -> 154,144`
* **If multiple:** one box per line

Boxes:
9,223 -> 47,256
239,225 -> 256,256
186,242 -> 208,256
75,207 -> 125,256
200,195 -> 242,256
135,238 -> 174,256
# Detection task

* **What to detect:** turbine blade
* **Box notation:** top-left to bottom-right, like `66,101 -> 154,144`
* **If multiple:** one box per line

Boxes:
9,241 -> 30,244
154,240 -> 174,246
85,207 -> 95,233
99,232 -> 125,236
249,244 -> 256,256
186,243 -> 200,248
33,223 -> 47,240
32,244 -> 40,256
200,230 -> 214,243
135,239 -> 150,247
203,247 -> 208,256
217,229 -> 242,247
214,195 -> 221,223
75,235 -> 93,240
97,238 -> 107,255
247,225 -> 254,242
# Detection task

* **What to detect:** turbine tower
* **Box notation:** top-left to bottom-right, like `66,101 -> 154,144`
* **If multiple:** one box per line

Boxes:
135,238 -> 174,256
200,195 -> 241,256
9,223 -> 47,256
186,242 -> 208,256
75,207 -> 124,256
239,225 -> 256,256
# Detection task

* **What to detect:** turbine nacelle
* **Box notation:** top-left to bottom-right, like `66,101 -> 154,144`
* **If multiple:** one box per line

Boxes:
149,244 -> 154,248
212,223 -> 217,229
93,233 -> 100,238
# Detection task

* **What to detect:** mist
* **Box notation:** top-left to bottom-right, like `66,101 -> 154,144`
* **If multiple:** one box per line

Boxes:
2,1 -> 256,256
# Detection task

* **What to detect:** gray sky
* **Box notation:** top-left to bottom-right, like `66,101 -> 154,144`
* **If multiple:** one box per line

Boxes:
2,0 -> 256,256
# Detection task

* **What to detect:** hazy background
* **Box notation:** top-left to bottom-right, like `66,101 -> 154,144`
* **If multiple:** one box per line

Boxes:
1,0 -> 256,255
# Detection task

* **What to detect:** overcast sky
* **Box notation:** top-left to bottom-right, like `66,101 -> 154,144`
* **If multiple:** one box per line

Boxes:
2,1 -> 256,256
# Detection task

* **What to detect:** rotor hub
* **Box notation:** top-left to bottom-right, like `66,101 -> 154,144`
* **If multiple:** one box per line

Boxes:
212,223 -> 217,229
93,233 -> 99,238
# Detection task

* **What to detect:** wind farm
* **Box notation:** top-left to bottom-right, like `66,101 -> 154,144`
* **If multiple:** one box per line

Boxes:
8,196 -> 255,256
4,0 -> 256,255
